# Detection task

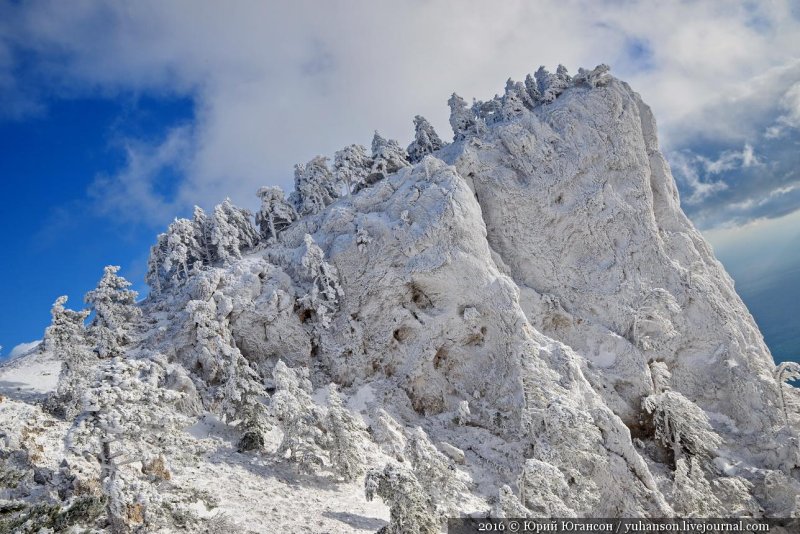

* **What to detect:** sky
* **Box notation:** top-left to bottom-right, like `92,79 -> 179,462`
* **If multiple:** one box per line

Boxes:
0,1 -> 799,362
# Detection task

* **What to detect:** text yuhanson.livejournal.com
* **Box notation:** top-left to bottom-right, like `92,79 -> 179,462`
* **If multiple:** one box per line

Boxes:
447,518 -> 797,534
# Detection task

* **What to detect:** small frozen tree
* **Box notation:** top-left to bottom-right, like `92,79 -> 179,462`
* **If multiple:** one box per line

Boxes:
631,288 -> 681,352
45,296 -> 89,355
649,360 -> 672,394
209,199 -> 259,263
642,391 -> 723,465
524,73 -> 541,103
145,232 -> 168,295
290,156 -> 340,216
535,65 -> 571,104
364,464 -> 439,534
296,234 -> 344,328
84,266 -> 141,358
574,64 -> 610,88
166,218 -> 203,280
369,407 -> 407,460
192,206 -> 214,264
404,426 -> 469,515
555,64 -> 572,83
448,93 -> 479,141
256,186 -> 297,242
271,361 -> 326,472
407,116 -> 446,163
45,296 -> 93,420
146,217 -> 205,291
775,362 -> 800,429
68,357 -> 185,533
221,351 -> 271,453
364,132 -> 410,189
472,97 -> 502,124
334,144 -> 371,195
185,298 -> 270,450
186,298 -> 226,384
325,385 -> 368,481
500,79 -> 530,119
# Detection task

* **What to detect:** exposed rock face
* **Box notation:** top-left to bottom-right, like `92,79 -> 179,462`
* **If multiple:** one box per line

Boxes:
2,68 -> 798,531
445,79 -> 786,443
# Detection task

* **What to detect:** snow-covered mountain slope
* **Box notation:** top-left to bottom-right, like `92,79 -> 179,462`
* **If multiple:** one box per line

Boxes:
2,65 -> 799,533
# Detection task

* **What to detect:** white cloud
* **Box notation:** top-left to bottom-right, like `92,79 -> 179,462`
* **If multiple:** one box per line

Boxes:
88,126 -> 194,223
765,82 -> 800,138
698,143 -> 761,175
669,150 -> 729,205
8,340 -> 41,360
1,0 -> 799,222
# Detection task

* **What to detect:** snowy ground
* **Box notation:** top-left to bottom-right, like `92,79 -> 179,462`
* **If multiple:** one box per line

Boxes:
0,351 -> 390,533
0,350 -> 59,402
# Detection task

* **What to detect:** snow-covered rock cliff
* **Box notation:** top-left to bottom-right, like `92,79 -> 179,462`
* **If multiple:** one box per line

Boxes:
2,65 -> 798,533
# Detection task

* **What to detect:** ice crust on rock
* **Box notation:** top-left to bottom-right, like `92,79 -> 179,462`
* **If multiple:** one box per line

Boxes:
1,64 -> 799,532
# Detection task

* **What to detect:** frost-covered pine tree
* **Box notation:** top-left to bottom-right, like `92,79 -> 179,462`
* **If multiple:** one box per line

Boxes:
192,206 -> 214,264
296,234 -> 344,328
333,144 -> 371,195
448,93 -> 479,141
289,156 -> 340,216
271,361 -> 326,472
407,116 -> 446,163
649,360 -> 672,394
67,357 -> 185,532
45,296 -> 93,419
185,297 -> 270,450
775,361 -> 800,429
364,464 -> 439,534
524,73 -> 541,103
147,217 -> 205,292
45,296 -> 89,356
642,390 -> 723,465
255,186 -> 297,242
166,218 -> 203,279
366,132 -> 410,187
145,232 -> 168,295
535,65 -> 571,104
404,426 -> 469,515
574,64 -> 610,88
325,385 -> 368,481
500,79 -> 530,119
221,350 -> 271,452
369,407 -> 407,460
209,199 -> 259,263
186,298 -> 226,384
472,97 -> 502,124
84,266 -> 141,358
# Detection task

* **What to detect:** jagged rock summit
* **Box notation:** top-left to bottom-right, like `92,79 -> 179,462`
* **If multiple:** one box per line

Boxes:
2,64 -> 799,533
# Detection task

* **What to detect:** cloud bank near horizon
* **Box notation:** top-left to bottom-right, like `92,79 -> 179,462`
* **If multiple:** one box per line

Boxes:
1,0 -> 799,232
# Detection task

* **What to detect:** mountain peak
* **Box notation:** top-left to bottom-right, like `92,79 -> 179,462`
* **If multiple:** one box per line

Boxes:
2,66 -> 798,531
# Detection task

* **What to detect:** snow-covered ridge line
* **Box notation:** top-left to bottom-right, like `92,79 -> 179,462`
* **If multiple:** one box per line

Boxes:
146,64 -> 611,294
2,63 -> 799,533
